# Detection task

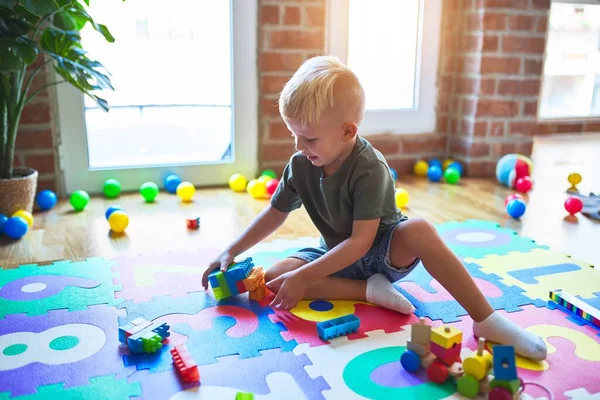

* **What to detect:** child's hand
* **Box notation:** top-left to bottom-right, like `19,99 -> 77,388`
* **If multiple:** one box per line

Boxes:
202,251 -> 235,290
267,271 -> 308,310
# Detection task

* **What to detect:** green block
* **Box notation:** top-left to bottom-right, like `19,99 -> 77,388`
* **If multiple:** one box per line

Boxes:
236,392 -> 254,400
212,286 -> 227,300
457,374 -> 480,399
215,271 -> 231,298
490,378 -> 520,395
141,333 -> 162,353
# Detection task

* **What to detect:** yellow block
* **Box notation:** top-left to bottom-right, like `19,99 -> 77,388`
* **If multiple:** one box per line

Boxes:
430,325 -> 462,349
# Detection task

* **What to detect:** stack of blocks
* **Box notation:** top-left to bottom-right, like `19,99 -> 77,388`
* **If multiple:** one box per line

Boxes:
316,314 -> 360,341
171,344 -> 200,383
118,317 -> 171,354
457,338 -> 493,398
208,257 -> 267,301
489,346 -> 521,400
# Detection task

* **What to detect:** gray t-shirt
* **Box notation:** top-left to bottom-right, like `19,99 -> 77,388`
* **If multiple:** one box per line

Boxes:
270,136 -> 405,250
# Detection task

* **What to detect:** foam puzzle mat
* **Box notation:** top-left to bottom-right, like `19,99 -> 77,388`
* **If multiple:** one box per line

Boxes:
1,220 -> 599,399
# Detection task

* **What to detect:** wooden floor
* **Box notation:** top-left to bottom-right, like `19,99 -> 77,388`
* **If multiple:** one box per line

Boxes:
1,133 -> 599,269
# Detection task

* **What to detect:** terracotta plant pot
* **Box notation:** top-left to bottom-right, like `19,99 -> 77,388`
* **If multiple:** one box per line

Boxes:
0,167 -> 38,216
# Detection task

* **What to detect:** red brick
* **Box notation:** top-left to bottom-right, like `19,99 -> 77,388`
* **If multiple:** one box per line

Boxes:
508,15 -> 536,31
483,13 -> 506,30
535,124 -> 557,134
484,0 -> 528,8
284,6 -> 301,25
502,35 -> 546,54
556,124 -> 584,134
583,122 -> 600,132
464,161 -> 496,177
268,120 -> 291,140
497,79 -> 541,96
491,141 -> 516,157
27,72 -> 49,100
515,140 -> 533,155
456,77 -> 479,95
537,16 -> 548,33
402,135 -> 447,154
509,121 -> 537,136
490,121 -> 505,137
262,142 -> 296,163
259,52 -> 306,72
461,35 -> 482,52
24,153 -> 55,174
450,118 -> 458,135
437,115 -> 449,133
438,76 -> 453,94
260,75 -> 290,95
367,136 -> 401,155
461,119 -> 476,137
305,5 -> 325,27
466,13 -> 484,32
261,98 -> 281,117
270,30 -> 324,50
481,78 -> 496,95
463,98 -> 477,116
532,0 -> 550,9
438,97 -> 449,114
20,102 -> 51,124
36,177 -> 57,193
450,138 -> 469,156
475,121 -> 488,136
523,101 -> 538,116
261,5 -> 279,25
459,56 -> 480,74
524,59 -> 543,75
386,158 -> 420,176
15,128 -> 54,149
481,56 -> 521,74
477,100 -> 519,117
483,35 -> 499,52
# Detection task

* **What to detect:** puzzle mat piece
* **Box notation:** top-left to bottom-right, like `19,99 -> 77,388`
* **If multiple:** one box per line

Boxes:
130,348 -> 329,400
435,220 -> 547,259
112,249 -> 222,302
547,300 -> 600,335
465,249 -> 599,302
0,258 -> 122,317
0,374 -> 141,400
290,299 -> 371,322
295,329 -> 462,400
394,261 -> 541,323
564,388 -> 600,399
0,306 -> 136,397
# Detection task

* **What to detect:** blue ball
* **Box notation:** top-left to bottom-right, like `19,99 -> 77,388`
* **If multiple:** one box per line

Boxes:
400,350 -> 421,372
427,165 -> 443,182
507,199 -> 526,219
164,174 -> 181,194
36,189 -> 57,210
390,168 -> 397,182
105,205 -> 123,221
447,161 -> 463,175
429,159 -> 442,168
4,216 -> 28,239
0,214 -> 7,236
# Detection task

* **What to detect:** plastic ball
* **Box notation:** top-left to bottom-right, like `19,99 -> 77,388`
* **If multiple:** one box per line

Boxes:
504,193 -> 524,206
228,173 -> 247,192
414,160 -> 429,177
515,176 -> 533,193
164,174 -> 181,194
506,198 -> 526,219
140,182 -> 159,203
429,159 -> 442,168
496,154 -> 534,188
395,188 -> 409,208
70,190 -> 90,211
176,182 -> 196,202
258,175 -> 274,185
568,173 -> 582,187
4,216 -> 28,239
447,161 -> 463,176
105,205 -> 123,220
443,159 -> 454,171
444,168 -> 461,184
514,159 -> 530,181
400,350 -> 421,372
108,210 -> 129,233
260,169 -> 277,179
266,178 -> 279,196
564,196 -> 583,215
103,179 -> 121,198
390,168 -> 398,182
247,179 -> 267,199
36,190 -> 57,210
0,214 -> 7,236
427,165 -> 443,182
12,210 -> 33,228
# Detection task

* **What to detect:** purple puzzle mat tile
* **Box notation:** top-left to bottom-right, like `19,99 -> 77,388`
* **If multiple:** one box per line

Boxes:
0,305 -> 135,397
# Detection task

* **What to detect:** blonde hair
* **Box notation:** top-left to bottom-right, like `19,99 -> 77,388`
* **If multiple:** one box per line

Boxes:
278,55 -> 365,127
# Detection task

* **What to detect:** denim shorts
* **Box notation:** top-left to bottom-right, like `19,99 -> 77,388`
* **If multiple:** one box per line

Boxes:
289,218 -> 421,283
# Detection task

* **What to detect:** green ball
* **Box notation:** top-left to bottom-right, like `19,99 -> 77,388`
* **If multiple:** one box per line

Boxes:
103,179 -> 121,198
260,169 -> 277,179
70,190 -> 90,211
140,182 -> 159,203
444,167 -> 461,184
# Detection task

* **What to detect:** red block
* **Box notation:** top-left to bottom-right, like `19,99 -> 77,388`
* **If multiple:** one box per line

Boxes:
171,345 -> 200,383
236,280 -> 247,295
430,341 -> 461,366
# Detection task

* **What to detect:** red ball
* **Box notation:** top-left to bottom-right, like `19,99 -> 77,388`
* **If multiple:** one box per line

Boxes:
504,193 -> 524,206
564,196 -> 583,215
266,178 -> 279,196
515,176 -> 533,193
514,159 -> 530,181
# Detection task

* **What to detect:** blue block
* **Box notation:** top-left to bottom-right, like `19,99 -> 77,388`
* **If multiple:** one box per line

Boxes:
316,314 -> 360,341
208,273 -> 220,289
208,258 -> 254,298
493,345 -> 517,381
127,321 -> 171,354
118,318 -> 153,344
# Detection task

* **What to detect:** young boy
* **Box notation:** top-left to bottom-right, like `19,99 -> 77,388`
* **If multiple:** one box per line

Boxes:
202,56 -> 547,361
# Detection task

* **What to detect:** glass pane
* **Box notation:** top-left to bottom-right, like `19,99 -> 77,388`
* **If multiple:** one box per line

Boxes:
81,0 -> 232,168
540,2 -> 600,119
347,0 -> 420,110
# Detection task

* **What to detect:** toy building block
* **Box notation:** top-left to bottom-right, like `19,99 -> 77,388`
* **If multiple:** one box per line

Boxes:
550,289 -> 600,328
430,340 -> 461,366
119,317 -> 153,344
127,320 -> 171,354
464,337 -> 493,380
421,352 -> 437,369
186,217 -> 200,230
431,326 -> 462,349
235,392 -> 254,400
493,345 -> 518,381
243,267 -> 265,291
208,258 -> 255,300
407,340 -> 430,357
249,285 -> 266,301
410,317 -> 432,345
490,378 -> 521,395
171,344 -> 199,383
316,314 -> 360,341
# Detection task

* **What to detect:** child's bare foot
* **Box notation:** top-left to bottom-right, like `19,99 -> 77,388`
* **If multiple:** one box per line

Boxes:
366,273 -> 415,314
473,311 -> 547,361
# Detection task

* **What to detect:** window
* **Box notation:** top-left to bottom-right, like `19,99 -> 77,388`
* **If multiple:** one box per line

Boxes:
327,0 -> 442,134
56,0 -> 257,192
539,1 -> 600,120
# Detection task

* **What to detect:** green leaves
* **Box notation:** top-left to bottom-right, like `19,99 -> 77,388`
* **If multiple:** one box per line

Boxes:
19,0 -> 72,16
0,37 -> 38,71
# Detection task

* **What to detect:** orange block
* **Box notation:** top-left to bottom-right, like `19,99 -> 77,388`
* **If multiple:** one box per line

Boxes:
249,285 -> 266,301
244,267 -> 265,291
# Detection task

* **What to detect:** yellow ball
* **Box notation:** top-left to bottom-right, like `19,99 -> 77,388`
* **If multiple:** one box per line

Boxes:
258,175 -> 274,185
247,179 -> 267,199
228,173 -> 247,192
568,173 -> 582,186
108,210 -> 129,233
12,210 -> 34,228
395,188 -> 409,208
443,159 -> 454,171
414,160 -> 429,177
176,182 -> 195,202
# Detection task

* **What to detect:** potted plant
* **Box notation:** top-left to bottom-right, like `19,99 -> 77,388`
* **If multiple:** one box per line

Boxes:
0,1 -> 117,216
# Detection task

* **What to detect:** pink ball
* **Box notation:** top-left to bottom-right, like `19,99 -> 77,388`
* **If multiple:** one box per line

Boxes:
515,176 -> 533,193
564,196 -> 583,215
504,193 -> 524,206
266,178 -> 279,196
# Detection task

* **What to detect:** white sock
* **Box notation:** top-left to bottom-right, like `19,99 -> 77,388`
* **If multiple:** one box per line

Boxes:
473,311 -> 547,361
366,273 -> 416,314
